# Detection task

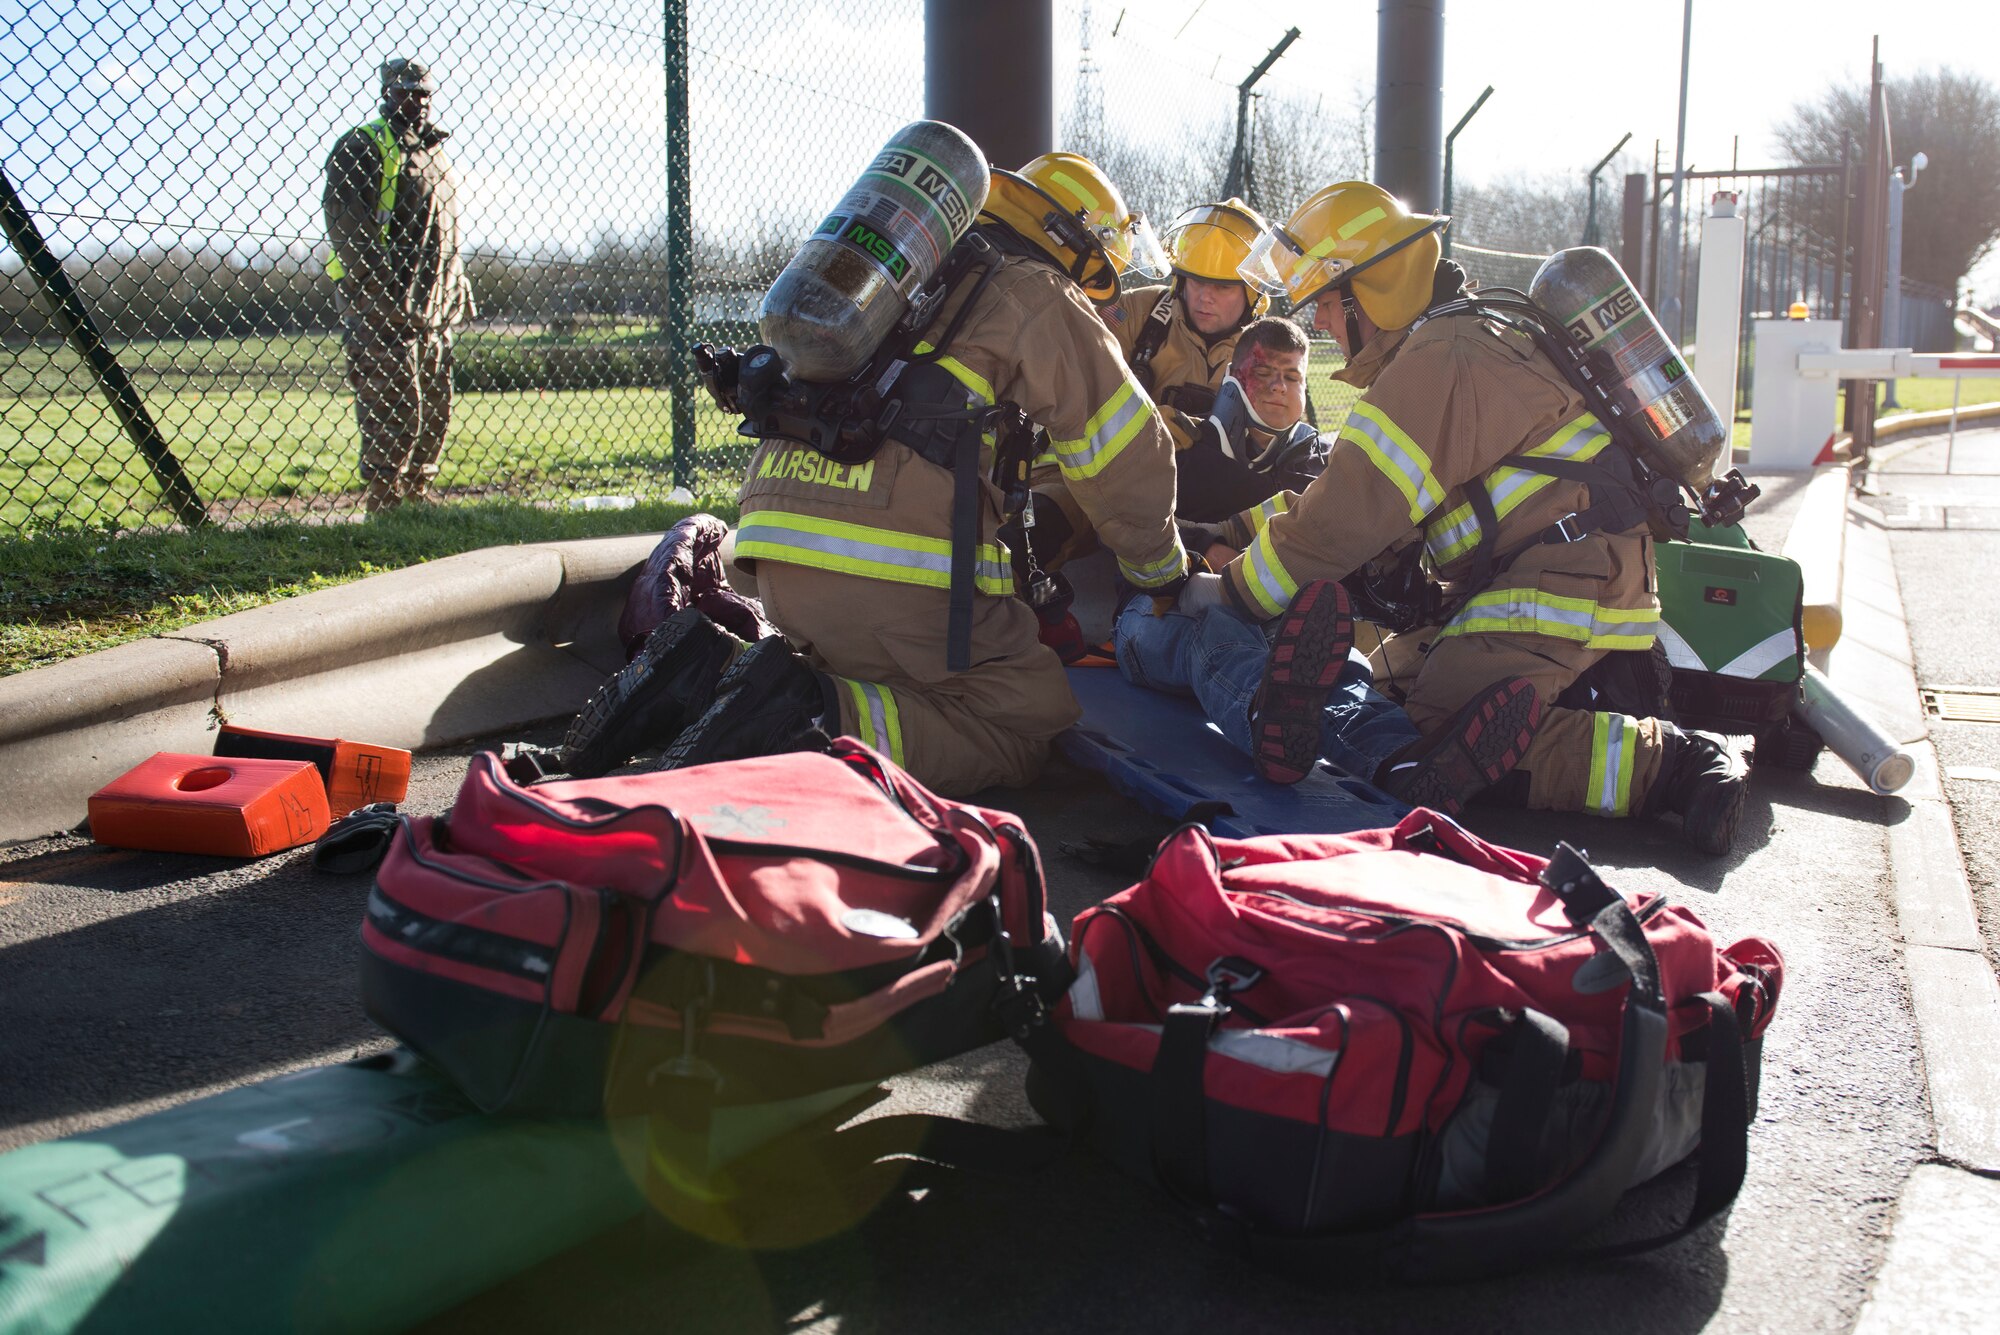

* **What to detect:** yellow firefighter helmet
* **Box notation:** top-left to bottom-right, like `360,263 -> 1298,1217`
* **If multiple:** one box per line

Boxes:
981,152 -> 1168,305
1239,181 -> 1448,331
1164,197 -> 1273,316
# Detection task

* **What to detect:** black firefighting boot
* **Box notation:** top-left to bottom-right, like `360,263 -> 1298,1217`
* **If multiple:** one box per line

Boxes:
559,609 -> 744,777
1375,678 -> 1543,817
1249,580 -> 1355,785
1643,724 -> 1748,856
653,637 -> 835,772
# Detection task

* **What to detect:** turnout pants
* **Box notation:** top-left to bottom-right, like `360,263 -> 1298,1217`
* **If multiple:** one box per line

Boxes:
753,562 -> 1081,796
1373,627 -> 1668,819
346,322 -> 454,496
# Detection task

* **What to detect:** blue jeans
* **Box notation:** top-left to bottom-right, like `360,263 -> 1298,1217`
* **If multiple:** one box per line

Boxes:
1113,594 -> 1420,782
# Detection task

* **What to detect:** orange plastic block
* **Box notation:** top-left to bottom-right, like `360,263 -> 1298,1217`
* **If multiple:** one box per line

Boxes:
88,753 -> 331,857
212,724 -> 411,816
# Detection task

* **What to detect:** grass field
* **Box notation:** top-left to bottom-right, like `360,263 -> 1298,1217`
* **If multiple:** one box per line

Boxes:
1,326 -> 752,532
0,496 -> 731,678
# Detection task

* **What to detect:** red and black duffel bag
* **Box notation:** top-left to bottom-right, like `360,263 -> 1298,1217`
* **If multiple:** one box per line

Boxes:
359,739 -> 1067,1125
1027,812 -> 1782,1280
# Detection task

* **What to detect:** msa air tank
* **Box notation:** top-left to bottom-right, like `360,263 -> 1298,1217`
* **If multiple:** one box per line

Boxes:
759,121 -> 989,383
1529,247 -> 1729,490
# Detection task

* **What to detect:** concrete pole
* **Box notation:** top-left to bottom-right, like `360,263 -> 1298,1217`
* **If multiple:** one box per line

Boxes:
926,0 -> 1053,168
1883,169 -> 1905,405
1375,0 -> 1444,211
1694,192 -> 1747,416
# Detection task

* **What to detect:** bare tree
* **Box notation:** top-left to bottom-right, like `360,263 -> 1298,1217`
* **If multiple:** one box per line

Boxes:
1776,67 -> 2000,290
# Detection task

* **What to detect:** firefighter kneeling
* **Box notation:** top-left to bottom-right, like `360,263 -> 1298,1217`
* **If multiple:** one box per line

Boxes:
560,142 -> 1188,796
1177,181 -> 1747,854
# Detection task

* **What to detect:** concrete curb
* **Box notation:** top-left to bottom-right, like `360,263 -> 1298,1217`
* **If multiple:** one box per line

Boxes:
1873,399 -> 2000,442
0,534 -> 659,846
1839,506 -> 2000,1328
1780,464 -> 1851,658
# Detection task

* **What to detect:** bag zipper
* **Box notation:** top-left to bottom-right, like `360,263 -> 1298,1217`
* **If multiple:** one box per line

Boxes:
1224,881 -> 1668,952
704,835 -> 965,882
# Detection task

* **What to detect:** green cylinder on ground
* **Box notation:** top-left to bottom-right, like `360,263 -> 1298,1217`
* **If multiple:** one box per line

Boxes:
1529,246 -> 1729,490
759,120 -> 989,382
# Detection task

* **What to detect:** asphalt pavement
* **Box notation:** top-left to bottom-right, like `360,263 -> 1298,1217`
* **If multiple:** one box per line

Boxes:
0,659 -> 1930,1331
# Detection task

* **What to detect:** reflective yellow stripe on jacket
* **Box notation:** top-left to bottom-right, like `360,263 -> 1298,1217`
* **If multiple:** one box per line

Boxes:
840,677 -> 906,767
1048,380 -> 1154,481
1586,712 -> 1640,815
326,118 -> 402,280
1120,544 -> 1186,590
735,512 -> 1016,596
1341,399 -> 1444,524
1238,519 -> 1302,618
1423,414 -> 1615,566
1437,586 -> 1659,651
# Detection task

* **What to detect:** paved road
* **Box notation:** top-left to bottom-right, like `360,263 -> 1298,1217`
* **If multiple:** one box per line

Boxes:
1,691 -> 1927,1328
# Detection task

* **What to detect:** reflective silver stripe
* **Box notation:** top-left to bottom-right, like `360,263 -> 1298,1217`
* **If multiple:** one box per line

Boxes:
1424,506 -> 1482,562
1343,407 -> 1442,519
1241,523 -> 1298,617
1715,627 -> 1802,680
1655,620 -> 1706,671
1594,713 -> 1629,815
1069,954 -> 1104,1021
1052,382 -> 1153,479
1120,541 -> 1187,589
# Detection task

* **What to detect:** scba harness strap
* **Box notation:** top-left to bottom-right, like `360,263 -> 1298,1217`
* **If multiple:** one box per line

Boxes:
1128,290 -> 1177,393
881,360 -> 1039,671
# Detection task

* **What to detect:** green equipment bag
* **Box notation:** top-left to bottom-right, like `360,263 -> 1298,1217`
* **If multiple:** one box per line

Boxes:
1654,521 -> 1805,734
0,1049 -> 867,1334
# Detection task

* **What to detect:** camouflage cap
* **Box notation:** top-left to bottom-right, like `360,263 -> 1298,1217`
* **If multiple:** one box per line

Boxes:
380,58 -> 435,94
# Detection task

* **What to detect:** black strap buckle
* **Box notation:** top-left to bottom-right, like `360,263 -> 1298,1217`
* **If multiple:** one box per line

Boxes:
1549,512 -> 1586,544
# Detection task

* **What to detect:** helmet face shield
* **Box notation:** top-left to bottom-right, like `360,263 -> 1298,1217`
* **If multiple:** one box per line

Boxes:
1240,228 -> 1348,305
1109,213 -> 1171,281
1166,200 -> 1271,282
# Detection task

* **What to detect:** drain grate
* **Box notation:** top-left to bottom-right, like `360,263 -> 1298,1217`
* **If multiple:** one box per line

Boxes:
1922,687 -> 2000,723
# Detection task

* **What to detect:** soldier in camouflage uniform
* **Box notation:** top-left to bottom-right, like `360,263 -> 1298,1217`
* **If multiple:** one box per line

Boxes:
323,58 -> 475,512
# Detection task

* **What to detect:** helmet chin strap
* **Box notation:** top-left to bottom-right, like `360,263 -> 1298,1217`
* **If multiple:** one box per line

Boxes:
1340,287 -> 1365,357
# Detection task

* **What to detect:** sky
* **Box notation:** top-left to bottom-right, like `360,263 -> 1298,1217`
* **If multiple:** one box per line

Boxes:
1,0 -> 1994,299
1110,0 -> 2000,298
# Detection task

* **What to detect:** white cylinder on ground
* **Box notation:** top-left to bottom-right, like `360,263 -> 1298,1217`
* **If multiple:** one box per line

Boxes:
759,121 -> 989,383
1798,664 -> 1915,795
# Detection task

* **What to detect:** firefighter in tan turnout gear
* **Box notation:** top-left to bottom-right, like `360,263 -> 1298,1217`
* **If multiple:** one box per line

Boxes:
560,151 -> 1188,796
1034,198 -> 1274,562
1106,198 -> 1270,448
1178,181 -> 1748,853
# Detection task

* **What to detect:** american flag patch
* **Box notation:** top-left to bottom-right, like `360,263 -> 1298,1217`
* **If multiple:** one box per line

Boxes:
1106,306 -> 1126,323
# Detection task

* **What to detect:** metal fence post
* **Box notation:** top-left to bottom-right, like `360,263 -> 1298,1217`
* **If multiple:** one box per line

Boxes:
665,0 -> 695,491
0,166 -> 207,529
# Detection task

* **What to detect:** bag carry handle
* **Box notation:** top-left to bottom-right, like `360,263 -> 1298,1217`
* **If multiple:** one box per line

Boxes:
1143,842 -> 1703,1281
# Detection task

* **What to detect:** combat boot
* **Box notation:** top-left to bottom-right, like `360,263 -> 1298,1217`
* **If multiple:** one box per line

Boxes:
1250,579 -> 1354,784
363,479 -> 401,514
559,609 -> 743,777
1376,678 -> 1543,817
1644,724 -> 1748,856
654,637 -> 833,772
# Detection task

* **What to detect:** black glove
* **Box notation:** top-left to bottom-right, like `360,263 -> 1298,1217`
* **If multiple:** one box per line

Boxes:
999,491 -> 1076,582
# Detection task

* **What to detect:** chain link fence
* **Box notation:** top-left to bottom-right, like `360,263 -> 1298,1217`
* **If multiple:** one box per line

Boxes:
5,0 -> 1557,538
1,0 -> 927,535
